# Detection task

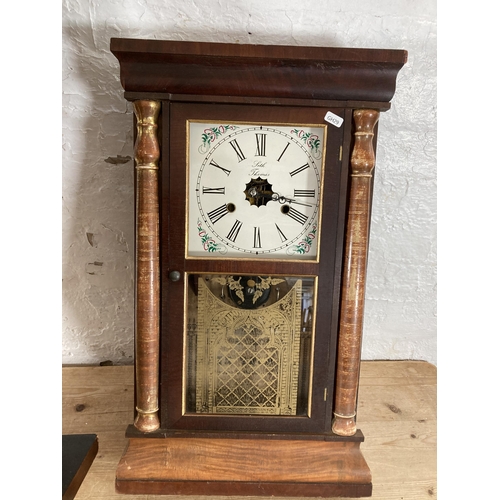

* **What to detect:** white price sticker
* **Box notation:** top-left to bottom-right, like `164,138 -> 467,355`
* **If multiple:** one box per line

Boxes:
324,111 -> 344,128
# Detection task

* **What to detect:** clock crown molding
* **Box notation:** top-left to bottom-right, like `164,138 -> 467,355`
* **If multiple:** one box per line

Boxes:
110,38 -> 407,103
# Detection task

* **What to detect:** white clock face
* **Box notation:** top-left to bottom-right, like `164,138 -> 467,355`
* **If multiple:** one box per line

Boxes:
187,122 -> 325,260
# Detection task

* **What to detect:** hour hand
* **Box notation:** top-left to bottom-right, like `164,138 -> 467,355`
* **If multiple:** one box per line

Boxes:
272,193 -> 312,208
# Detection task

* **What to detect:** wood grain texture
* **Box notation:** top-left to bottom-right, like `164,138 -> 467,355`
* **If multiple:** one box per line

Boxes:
61,361 -> 436,499
115,437 -> 371,496
110,38 -> 407,102
133,100 -> 161,433
332,110 -> 380,437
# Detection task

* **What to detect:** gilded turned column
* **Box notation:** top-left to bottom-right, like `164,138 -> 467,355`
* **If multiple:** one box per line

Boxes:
133,100 -> 161,432
332,109 -> 379,436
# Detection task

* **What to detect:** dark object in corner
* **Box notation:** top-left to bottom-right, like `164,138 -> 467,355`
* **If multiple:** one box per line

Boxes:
62,434 -> 98,499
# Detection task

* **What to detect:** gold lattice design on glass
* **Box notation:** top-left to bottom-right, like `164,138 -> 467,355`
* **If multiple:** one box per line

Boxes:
215,323 -> 280,409
195,277 -> 303,415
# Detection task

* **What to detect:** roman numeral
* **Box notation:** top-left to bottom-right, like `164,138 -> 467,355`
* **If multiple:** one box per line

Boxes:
207,204 -> 229,224
253,227 -> 262,248
277,142 -> 290,162
294,189 -> 315,198
227,220 -> 243,242
209,159 -> 231,176
290,163 -> 310,177
275,224 -> 287,242
287,207 -> 308,225
229,139 -> 246,162
255,133 -> 266,156
202,187 -> 225,195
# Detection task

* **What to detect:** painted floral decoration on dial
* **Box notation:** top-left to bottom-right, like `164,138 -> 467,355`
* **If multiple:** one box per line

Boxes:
188,122 -> 325,260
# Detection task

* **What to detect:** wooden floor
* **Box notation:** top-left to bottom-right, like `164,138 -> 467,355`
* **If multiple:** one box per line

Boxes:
62,361 -> 436,499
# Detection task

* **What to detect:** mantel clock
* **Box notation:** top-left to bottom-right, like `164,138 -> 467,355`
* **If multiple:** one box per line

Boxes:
110,38 -> 407,497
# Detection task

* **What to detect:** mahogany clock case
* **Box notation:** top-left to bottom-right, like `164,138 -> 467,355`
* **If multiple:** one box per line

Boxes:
110,37 -> 407,497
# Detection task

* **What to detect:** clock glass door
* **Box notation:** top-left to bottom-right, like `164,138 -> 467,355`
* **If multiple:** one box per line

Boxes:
185,273 -> 316,417
163,103 -> 347,434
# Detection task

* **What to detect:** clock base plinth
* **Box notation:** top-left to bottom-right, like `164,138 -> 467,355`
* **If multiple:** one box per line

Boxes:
115,435 -> 372,497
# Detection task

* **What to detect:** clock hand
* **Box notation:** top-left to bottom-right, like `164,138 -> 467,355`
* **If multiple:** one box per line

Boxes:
287,198 -> 313,208
249,190 -> 312,208
271,193 -> 312,208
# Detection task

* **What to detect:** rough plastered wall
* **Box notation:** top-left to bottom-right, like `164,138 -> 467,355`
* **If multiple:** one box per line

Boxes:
62,0 -> 437,366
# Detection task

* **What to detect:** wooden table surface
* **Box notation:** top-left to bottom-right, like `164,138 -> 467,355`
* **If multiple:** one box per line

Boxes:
62,361 -> 436,499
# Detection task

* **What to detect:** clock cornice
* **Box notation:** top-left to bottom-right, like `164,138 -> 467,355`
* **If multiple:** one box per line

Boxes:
110,38 -> 407,102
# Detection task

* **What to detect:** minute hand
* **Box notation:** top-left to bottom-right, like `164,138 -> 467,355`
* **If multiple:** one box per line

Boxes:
288,198 -> 313,207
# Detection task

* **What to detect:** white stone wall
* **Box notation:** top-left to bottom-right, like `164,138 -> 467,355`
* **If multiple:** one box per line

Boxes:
62,0 -> 437,365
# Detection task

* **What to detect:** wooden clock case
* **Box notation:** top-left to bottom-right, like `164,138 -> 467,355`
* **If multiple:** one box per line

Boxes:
110,38 -> 407,497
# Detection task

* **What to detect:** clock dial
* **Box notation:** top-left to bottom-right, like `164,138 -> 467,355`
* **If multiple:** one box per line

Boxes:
187,123 -> 325,259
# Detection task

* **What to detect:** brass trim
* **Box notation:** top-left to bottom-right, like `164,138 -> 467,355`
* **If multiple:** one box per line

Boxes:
333,411 -> 357,419
306,273 -> 319,418
135,407 -> 160,415
135,164 -> 160,170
